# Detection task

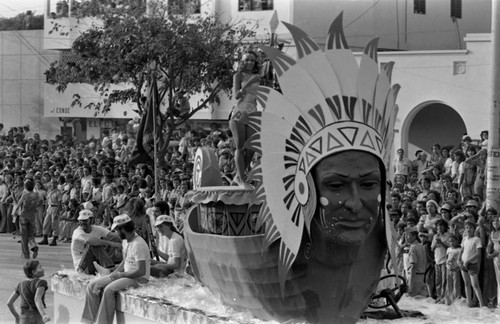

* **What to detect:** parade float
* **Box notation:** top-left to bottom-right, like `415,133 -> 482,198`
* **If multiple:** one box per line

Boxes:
184,13 -> 402,324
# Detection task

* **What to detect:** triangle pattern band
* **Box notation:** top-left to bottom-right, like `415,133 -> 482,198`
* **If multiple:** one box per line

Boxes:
338,126 -> 359,146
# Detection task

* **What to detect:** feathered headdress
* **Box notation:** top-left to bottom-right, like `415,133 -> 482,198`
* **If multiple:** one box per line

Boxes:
243,13 -> 400,289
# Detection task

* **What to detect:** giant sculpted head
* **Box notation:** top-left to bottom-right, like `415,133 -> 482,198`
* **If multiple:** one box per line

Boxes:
245,12 -> 399,323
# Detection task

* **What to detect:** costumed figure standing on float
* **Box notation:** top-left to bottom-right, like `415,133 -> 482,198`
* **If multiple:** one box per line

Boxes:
229,50 -> 261,188
185,13 -> 401,324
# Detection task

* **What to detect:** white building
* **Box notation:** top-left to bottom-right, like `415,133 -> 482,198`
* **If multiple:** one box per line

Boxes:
0,0 -> 494,146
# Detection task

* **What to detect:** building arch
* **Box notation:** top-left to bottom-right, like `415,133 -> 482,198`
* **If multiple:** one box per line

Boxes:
400,101 -> 467,158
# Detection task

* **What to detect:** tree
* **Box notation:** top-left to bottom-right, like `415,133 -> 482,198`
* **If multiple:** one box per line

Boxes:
47,0 -> 256,157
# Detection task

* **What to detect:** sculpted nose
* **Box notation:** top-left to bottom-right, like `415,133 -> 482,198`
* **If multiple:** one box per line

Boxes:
343,184 -> 362,213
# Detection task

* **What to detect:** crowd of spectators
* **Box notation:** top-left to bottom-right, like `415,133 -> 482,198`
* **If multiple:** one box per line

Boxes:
0,121 -> 237,246
390,130 -> 500,308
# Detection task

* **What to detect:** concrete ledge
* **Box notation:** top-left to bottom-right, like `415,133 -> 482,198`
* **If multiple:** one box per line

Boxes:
51,272 -> 265,324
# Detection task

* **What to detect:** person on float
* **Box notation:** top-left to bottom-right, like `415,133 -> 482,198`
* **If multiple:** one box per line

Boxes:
81,214 -> 150,324
228,50 -> 261,187
150,215 -> 187,277
71,209 -> 122,274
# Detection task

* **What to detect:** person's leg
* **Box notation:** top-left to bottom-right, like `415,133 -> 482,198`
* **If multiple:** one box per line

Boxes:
461,270 -> 473,306
40,208 -> 51,244
229,119 -> 248,186
50,207 -> 60,244
470,273 -> 485,307
0,202 -> 5,233
81,275 -> 113,323
27,218 -> 37,252
439,263 -> 447,300
19,219 -> 29,258
95,277 -> 139,324
453,270 -> 461,301
35,206 -> 44,236
445,270 -> 453,305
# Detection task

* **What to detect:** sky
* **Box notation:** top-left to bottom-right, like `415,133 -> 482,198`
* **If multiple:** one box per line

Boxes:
0,0 -> 44,18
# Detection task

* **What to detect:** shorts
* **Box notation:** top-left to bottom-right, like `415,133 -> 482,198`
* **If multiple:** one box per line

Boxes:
464,262 -> 479,275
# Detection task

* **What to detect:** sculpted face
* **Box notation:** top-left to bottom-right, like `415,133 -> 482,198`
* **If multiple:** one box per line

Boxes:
313,151 -> 381,246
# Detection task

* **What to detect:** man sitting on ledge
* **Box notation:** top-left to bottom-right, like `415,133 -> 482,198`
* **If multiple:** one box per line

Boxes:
71,209 -> 122,274
81,214 -> 151,324
151,215 -> 187,277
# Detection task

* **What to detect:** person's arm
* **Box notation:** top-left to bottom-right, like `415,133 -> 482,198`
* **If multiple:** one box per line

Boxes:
487,237 -> 497,259
431,235 -> 437,251
233,72 -> 244,100
157,249 -> 169,262
86,230 -> 122,248
34,286 -> 50,322
458,245 -> 466,271
6,291 -> 20,323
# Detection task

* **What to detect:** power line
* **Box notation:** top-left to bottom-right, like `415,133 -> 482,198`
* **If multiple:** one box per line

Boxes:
344,0 -> 382,29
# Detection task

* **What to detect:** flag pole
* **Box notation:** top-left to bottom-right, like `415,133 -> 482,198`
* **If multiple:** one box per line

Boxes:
151,65 -> 160,202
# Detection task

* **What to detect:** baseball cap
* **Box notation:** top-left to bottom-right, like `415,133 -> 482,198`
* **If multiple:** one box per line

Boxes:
77,210 -> 94,221
440,203 -> 452,211
111,214 -> 132,230
466,200 -> 479,208
154,214 -> 175,227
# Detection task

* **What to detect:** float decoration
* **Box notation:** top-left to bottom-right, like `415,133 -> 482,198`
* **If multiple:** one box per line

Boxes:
243,12 -> 400,289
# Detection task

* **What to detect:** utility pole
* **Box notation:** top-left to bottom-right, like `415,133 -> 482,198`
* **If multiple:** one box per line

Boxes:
486,0 -> 500,211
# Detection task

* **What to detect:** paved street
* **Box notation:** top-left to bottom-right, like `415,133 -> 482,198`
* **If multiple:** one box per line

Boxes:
0,233 -> 73,324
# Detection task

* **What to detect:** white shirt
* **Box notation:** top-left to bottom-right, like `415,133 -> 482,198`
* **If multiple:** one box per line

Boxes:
123,234 -> 151,279
461,235 -> 482,263
71,225 -> 110,269
165,232 -> 187,273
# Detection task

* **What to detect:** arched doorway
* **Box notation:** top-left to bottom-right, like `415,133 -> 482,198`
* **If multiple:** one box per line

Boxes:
401,101 -> 467,157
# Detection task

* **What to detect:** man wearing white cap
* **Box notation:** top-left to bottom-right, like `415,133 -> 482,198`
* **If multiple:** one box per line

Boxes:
82,214 -> 150,324
71,210 -> 121,274
151,215 -> 187,277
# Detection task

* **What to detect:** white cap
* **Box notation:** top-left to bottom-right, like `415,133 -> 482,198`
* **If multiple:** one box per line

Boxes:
111,214 -> 132,230
154,214 -> 175,227
77,210 -> 94,221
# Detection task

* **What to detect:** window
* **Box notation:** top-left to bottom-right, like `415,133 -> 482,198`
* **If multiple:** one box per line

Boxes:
414,0 -> 426,15
239,0 -> 274,12
451,0 -> 462,19
168,0 -> 201,15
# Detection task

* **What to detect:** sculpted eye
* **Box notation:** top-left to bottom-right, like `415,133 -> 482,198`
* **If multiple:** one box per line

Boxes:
326,182 -> 343,190
361,180 -> 379,189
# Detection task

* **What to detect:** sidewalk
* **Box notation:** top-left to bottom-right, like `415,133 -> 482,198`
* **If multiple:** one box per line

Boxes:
0,233 -> 73,323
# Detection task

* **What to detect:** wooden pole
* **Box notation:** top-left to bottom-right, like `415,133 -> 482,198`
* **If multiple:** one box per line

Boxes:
486,0 -> 500,211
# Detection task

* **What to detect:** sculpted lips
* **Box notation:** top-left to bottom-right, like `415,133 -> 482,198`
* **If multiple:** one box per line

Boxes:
334,219 -> 370,229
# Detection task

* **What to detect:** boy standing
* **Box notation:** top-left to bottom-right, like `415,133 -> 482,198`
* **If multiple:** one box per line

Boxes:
459,220 -> 484,307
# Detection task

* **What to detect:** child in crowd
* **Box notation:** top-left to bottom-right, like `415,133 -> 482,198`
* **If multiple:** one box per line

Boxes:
445,234 -> 462,305
432,219 -> 451,302
419,231 -> 436,299
459,220 -> 485,307
406,227 -> 428,297
7,260 -> 50,323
